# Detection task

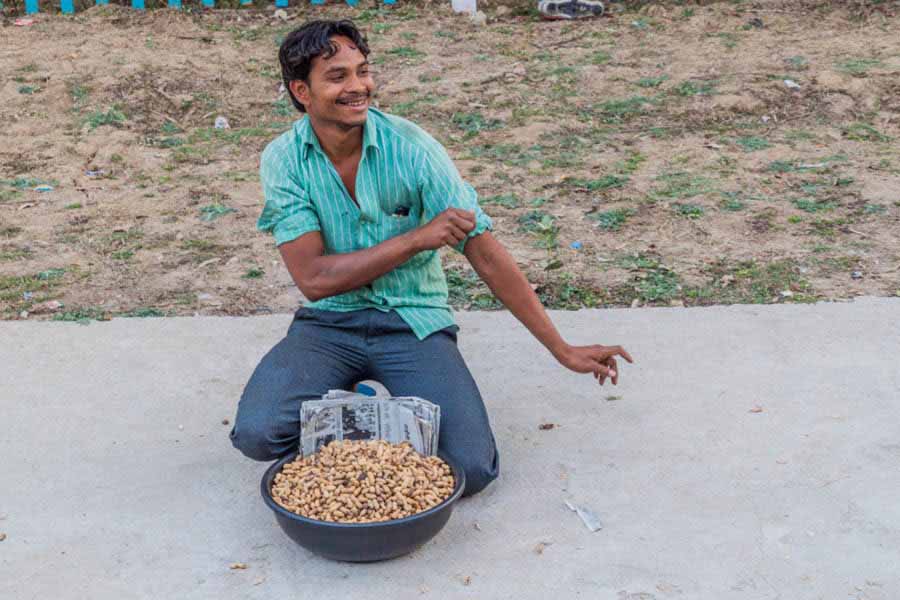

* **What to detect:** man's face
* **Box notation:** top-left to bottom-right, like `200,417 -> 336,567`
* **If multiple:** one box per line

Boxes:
292,35 -> 375,130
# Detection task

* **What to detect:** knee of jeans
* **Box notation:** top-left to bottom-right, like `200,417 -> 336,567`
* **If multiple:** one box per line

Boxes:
459,449 -> 500,497
230,394 -> 293,462
230,418 -> 284,462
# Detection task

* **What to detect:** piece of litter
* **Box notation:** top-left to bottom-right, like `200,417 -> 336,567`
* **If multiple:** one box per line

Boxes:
229,562 -> 248,570
17,203 -> 36,210
22,291 -> 34,302
85,169 -> 105,177
784,79 -> 801,90
198,257 -> 221,268
0,533 -> 6,541
15,18 -> 35,26
222,418 -> 230,426
747,16 -> 764,28
33,185 -> 54,192
462,575 -> 472,586
565,500 -> 602,532
851,270 -> 863,280
473,522 -> 481,531
605,395 -> 622,402
780,290 -> 794,298
570,241 -> 583,250
749,406 -> 764,413
178,424 -> 184,431
214,116 -> 230,130
273,8 -> 288,20
533,541 -> 552,554
538,423 -> 557,430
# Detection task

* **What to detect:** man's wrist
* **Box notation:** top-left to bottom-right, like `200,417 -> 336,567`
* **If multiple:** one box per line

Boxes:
548,340 -> 571,362
403,229 -> 424,254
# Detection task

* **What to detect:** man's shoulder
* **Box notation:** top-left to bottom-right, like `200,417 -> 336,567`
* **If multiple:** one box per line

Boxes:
370,108 -> 446,158
261,119 -> 304,166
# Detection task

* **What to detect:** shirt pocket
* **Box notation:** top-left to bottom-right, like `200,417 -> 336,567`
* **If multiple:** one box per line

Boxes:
378,183 -> 422,238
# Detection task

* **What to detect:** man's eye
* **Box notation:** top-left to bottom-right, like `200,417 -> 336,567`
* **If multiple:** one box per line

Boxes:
329,75 -> 344,82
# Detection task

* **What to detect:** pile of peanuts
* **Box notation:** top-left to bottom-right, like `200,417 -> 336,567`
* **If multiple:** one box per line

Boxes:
270,439 -> 456,523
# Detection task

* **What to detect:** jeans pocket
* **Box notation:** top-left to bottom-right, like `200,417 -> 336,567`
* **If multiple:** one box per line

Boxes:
440,324 -> 460,342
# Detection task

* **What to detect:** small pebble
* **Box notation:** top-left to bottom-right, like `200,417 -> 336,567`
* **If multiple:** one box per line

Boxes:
222,418 -> 230,426
851,270 -> 863,279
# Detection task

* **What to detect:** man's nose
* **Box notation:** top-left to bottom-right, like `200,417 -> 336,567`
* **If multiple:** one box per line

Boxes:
346,73 -> 369,94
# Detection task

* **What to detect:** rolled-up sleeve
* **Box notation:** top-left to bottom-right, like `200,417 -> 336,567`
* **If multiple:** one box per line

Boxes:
257,144 -> 321,247
418,146 -> 493,253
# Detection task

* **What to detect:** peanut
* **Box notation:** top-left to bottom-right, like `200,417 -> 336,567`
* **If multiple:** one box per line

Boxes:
271,440 -> 455,524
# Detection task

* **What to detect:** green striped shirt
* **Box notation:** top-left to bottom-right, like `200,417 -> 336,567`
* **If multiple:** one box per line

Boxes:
257,107 -> 493,340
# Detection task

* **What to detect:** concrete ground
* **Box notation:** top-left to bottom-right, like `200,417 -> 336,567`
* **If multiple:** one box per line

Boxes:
2,298 -> 899,599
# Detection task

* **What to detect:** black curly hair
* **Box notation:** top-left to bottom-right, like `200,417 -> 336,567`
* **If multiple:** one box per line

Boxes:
278,20 -> 371,113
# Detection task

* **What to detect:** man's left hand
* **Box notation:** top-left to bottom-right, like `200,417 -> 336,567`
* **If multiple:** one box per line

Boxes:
556,344 -> 634,386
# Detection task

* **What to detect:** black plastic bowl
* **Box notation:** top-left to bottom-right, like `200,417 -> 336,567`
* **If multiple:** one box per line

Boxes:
260,451 -> 466,562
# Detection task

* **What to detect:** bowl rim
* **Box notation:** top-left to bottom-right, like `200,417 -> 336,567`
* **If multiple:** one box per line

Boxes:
260,448 -> 466,529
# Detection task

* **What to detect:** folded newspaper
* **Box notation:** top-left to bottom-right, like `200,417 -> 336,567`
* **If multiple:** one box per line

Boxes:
299,390 -> 441,457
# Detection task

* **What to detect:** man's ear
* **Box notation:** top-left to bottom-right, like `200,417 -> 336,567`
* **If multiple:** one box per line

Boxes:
289,80 -> 310,109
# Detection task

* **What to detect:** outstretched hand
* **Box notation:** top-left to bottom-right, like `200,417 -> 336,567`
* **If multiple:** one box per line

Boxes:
557,344 -> 634,386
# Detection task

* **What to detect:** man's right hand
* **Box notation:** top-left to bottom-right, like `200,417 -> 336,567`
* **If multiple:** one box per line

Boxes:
411,208 -> 476,251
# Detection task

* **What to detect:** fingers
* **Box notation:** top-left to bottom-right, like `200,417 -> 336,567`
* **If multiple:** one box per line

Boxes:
441,223 -> 468,246
449,207 -> 476,220
612,345 -> 634,363
448,211 -> 476,233
606,356 -> 618,385
448,223 -> 468,243
591,344 -> 634,364
591,361 -> 614,386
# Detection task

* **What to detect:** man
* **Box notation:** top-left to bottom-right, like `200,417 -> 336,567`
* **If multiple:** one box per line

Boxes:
230,19 -> 633,497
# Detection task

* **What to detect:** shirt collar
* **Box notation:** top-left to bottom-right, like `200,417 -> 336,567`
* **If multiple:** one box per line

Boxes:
296,110 -> 380,161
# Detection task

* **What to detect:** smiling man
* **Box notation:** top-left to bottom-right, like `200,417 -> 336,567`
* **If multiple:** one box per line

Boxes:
230,20 -> 633,496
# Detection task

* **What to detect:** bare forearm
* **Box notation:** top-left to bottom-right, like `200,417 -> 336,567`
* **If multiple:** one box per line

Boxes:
302,232 -> 421,300
464,233 -> 568,359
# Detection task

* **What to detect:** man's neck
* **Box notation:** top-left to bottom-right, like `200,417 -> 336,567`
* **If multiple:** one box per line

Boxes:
308,115 -> 363,163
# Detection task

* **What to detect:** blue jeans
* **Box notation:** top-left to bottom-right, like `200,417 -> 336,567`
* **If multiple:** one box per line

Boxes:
231,307 -> 499,496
